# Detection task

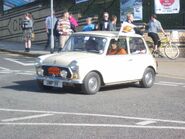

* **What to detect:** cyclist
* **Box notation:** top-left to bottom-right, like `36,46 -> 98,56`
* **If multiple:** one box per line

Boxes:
147,14 -> 166,51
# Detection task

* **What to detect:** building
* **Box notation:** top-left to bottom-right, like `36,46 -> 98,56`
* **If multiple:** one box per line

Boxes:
0,0 -> 184,46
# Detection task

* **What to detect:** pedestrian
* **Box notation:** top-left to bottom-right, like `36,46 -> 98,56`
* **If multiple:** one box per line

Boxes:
82,17 -> 96,31
99,12 -> 110,31
109,15 -> 117,31
69,12 -> 78,32
120,13 -> 136,34
147,14 -> 166,51
57,10 -> 73,51
44,11 -> 58,50
21,12 -> 33,52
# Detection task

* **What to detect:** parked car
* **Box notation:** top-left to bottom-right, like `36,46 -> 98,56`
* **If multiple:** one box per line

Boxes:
35,31 -> 157,94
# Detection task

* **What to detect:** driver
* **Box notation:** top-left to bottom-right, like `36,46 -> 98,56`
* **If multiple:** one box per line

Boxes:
107,39 -> 127,55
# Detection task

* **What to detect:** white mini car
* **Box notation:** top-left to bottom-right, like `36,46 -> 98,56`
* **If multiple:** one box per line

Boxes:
35,31 -> 157,94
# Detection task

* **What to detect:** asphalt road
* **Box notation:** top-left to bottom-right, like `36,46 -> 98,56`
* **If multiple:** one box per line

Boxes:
0,52 -> 185,139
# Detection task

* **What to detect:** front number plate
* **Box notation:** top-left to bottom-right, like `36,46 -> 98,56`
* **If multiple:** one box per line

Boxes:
43,79 -> 63,88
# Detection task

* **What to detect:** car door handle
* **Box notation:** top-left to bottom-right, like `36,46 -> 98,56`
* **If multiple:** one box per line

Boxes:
128,59 -> 133,61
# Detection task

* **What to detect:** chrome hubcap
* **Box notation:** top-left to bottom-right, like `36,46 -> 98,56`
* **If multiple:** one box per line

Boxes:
88,77 -> 98,91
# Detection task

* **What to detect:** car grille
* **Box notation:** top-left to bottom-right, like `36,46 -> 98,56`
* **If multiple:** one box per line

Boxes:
42,66 -> 72,78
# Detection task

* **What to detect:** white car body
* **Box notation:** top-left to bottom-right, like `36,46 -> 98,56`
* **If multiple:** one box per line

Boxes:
35,31 -> 157,94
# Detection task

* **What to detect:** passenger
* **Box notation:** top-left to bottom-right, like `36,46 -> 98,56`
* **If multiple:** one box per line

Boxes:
107,39 -> 127,55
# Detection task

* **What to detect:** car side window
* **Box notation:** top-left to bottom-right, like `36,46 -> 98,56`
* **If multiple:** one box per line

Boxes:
117,37 -> 128,53
129,37 -> 146,54
107,39 -> 127,55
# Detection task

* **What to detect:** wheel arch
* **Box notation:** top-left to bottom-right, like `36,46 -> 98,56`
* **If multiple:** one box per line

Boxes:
84,70 -> 105,86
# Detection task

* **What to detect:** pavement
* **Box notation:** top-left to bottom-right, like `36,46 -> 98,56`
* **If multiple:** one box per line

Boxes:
0,40 -> 185,80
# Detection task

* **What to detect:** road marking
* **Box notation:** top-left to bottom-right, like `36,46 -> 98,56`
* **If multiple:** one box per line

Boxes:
16,71 -> 35,75
158,74 -> 185,80
136,120 -> 157,126
0,122 -> 185,130
4,58 -> 34,66
0,67 -> 10,70
0,108 -> 185,125
158,81 -> 185,85
1,114 -> 54,122
155,81 -> 185,87
155,83 -> 178,87
0,67 -> 34,75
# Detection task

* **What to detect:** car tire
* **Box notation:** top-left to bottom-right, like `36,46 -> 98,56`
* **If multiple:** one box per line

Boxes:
36,80 -> 53,91
139,68 -> 155,88
81,72 -> 101,95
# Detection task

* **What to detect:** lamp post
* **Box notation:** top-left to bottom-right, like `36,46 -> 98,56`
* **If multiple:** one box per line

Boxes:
50,0 -> 54,53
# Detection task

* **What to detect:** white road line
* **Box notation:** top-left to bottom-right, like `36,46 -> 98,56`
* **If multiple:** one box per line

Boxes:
158,81 -> 185,85
158,74 -> 185,80
0,122 -> 185,130
0,69 -> 34,75
1,114 -> 54,122
16,72 -> 35,75
0,108 -> 185,125
0,67 -> 10,70
4,58 -> 34,66
155,83 -> 178,87
136,120 -> 157,126
155,81 -> 185,87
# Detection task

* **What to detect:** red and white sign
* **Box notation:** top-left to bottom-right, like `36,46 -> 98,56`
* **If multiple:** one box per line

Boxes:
155,0 -> 180,14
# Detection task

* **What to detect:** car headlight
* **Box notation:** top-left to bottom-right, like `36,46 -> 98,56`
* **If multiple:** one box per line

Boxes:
36,67 -> 44,76
69,60 -> 79,71
60,70 -> 68,78
68,61 -> 79,79
35,58 -> 42,67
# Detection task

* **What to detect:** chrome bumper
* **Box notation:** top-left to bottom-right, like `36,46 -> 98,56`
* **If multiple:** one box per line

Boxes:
35,76 -> 82,84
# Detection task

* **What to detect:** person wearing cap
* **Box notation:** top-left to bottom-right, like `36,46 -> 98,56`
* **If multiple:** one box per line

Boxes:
99,12 -> 111,31
107,39 -> 127,55
147,14 -> 166,51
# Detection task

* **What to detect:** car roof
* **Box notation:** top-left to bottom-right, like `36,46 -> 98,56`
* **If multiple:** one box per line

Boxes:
73,31 -> 142,38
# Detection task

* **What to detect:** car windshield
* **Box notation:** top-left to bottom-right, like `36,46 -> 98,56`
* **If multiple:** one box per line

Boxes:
62,35 -> 107,54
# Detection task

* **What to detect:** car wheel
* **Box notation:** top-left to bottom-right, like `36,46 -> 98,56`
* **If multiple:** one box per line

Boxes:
139,68 -> 155,88
36,80 -> 53,91
81,72 -> 101,95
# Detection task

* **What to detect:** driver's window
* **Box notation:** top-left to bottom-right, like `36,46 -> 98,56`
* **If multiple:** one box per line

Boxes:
107,39 -> 127,55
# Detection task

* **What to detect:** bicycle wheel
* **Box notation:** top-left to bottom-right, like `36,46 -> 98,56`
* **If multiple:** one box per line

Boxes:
164,44 -> 179,59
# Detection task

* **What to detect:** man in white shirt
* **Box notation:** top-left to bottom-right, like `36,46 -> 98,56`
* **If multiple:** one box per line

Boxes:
45,11 -> 57,50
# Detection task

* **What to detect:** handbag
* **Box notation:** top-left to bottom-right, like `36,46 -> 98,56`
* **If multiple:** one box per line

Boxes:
31,32 -> 35,40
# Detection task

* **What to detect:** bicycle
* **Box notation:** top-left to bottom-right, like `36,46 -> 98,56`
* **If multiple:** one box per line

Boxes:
147,35 -> 180,60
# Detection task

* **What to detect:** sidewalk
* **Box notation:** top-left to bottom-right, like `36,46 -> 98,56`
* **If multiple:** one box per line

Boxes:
0,40 -> 185,79
0,41 -> 49,57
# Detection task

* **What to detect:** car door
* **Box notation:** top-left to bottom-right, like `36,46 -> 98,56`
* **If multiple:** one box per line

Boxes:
102,37 -> 133,83
126,36 -> 148,80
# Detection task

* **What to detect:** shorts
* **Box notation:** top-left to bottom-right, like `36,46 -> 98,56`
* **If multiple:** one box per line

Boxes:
23,29 -> 32,41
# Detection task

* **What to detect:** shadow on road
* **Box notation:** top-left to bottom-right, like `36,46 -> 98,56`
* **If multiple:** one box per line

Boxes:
2,79 -> 141,95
